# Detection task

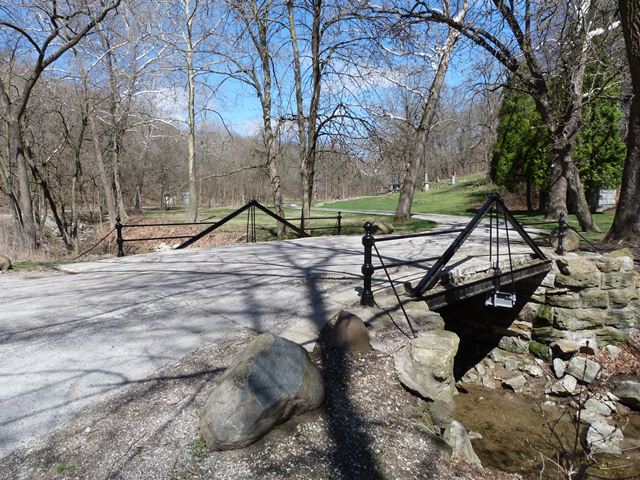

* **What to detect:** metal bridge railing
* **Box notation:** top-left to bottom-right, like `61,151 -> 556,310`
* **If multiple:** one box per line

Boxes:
113,200 -> 345,257
360,193 -> 550,308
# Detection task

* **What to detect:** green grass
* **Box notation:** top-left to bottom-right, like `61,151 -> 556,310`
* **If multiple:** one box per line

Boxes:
320,172 -> 614,244
320,174 -> 492,216
12,260 -> 64,271
512,211 -> 615,244
55,463 -> 76,475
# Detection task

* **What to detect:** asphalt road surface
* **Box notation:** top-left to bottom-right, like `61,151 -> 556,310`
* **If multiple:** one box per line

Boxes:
0,214 -> 541,458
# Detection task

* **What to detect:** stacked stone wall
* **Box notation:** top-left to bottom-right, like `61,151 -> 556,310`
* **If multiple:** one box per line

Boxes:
515,251 -> 640,358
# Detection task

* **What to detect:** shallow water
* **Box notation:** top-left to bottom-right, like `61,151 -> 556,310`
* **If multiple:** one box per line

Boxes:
455,385 -> 640,479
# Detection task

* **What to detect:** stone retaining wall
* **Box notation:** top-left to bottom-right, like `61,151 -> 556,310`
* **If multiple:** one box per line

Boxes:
511,250 -> 640,358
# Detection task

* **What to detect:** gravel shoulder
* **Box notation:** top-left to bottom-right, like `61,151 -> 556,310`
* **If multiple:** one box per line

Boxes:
0,326 -> 516,480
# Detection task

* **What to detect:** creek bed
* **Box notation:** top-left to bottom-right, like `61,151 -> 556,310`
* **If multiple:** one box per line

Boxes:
455,384 -> 640,479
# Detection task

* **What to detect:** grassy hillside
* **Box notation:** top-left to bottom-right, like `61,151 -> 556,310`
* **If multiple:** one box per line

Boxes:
321,174 -> 492,216
322,173 -> 615,242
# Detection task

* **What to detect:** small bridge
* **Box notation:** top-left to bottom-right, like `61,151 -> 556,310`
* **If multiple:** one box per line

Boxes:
359,194 -> 553,312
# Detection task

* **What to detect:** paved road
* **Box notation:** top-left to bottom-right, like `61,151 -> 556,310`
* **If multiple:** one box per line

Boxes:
0,215 -> 541,458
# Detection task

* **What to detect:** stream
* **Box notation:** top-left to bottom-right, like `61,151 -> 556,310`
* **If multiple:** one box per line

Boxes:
455,385 -> 640,479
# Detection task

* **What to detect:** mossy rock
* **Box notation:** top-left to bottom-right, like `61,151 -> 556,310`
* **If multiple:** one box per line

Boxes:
529,340 -> 551,362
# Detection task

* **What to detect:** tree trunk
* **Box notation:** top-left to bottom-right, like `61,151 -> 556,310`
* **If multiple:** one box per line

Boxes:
255,2 -> 285,236
394,24 -> 461,222
607,0 -> 640,242
111,128 -> 126,220
545,135 -> 598,231
186,0 -> 198,222
89,115 -> 117,226
9,120 -> 37,249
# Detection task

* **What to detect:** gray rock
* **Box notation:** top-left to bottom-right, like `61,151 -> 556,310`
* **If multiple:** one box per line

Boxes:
580,398 -> 613,423
541,271 -> 556,287
608,289 -> 639,308
602,271 -> 635,290
604,307 -> 638,329
546,375 -> 578,396
555,257 -> 601,288
489,348 -> 511,363
325,311 -> 371,352
595,257 -> 622,273
610,375 -> 640,410
428,399 -> 455,428
443,421 -> 482,466
503,374 -> 526,392
546,292 -> 581,309
549,227 -> 580,252
481,377 -> 496,389
0,255 -> 11,273
520,364 -> 544,378
580,288 -> 609,309
504,358 -> 519,372
553,308 -> 604,331
394,330 -> 460,404
551,339 -> 580,358
374,298 -> 445,332
586,418 -> 623,455
200,334 -> 324,450
498,336 -> 529,355
596,327 -> 631,345
371,221 -> 394,235
605,344 -> 622,359
461,371 -> 478,383
567,357 -> 601,384
553,358 -> 566,379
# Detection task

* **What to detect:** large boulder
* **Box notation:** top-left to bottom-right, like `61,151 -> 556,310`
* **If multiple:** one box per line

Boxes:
610,375 -> 640,411
371,221 -> 394,235
200,333 -> 324,450
549,227 -> 580,252
325,310 -> 371,352
0,255 -> 12,273
394,330 -> 460,405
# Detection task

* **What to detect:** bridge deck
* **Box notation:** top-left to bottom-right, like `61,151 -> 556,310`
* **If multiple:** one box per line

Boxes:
420,259 -> 552,310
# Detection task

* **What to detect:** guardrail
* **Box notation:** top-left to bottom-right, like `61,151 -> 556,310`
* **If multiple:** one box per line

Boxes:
113,200 -> 344,257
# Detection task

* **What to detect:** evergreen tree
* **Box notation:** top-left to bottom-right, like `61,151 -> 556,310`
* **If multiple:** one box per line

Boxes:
491,84 -> 625,212
490,90 -> 550,211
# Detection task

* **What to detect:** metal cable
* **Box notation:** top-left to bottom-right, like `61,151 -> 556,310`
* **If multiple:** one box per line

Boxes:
372,243 -> 417,339
72,227 -> 115,260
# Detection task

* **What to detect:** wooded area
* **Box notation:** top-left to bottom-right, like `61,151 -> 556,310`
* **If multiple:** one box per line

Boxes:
1,0 -> 638,254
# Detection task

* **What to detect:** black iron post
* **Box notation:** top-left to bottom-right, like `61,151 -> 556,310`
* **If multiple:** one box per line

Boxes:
557,212 -> 566,256
115,216 -> 124,257
337,211 -> 342,235
361,221 -> 375,306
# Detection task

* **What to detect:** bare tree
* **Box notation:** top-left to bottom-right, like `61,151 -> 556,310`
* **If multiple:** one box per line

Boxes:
286,0 -> 369,231
392,0 -> 469,222
403,0 -> 622,231
606,0 -> 640,243
211,0 -> 287,235
0,0 -> 122,249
